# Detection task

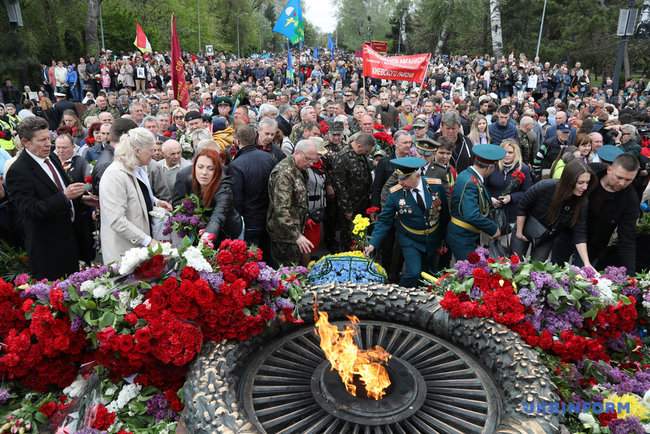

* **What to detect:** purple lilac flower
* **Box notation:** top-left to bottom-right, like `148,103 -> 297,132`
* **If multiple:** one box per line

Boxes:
182,198 -> 195,213
74,429 -> 106,434
530,271 -> 559,291
70,316 -> 85,332
23,282 -> 51,301
530,307 -> 544,332
613,370 -> 650,395
0,387 -> 10,405
607,335 -> 627,353
199,271 -> 224,292
146,393 -> 178,422
608,417 -> 645,434
68,266 -> 109,289
603,266 -> 628,284
582,265 -> 598,279
275,298 -> 294,310
454,260 -> 474,279
517,286 -> 540,307
541,308 -> 582,334
469,286 -> 483,300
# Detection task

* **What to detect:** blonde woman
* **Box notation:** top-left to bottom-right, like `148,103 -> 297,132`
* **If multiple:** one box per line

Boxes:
468,114 -> 490,145
485,139 -> 533,224
170,107 -> 187,139
99,128 -> 172,264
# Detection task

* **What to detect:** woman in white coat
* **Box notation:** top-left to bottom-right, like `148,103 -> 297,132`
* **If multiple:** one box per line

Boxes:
99,128 -> 171,264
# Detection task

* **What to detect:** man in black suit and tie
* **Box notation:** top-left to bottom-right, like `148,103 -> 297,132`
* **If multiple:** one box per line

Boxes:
6,117 -> 86,280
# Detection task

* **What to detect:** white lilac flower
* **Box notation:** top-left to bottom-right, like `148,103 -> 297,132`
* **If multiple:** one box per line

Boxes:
80,280 -> 95,294
183,246 -> 212,272
643,389 -> 650,409
578,412 -> 600,433
63,375 -> 87,398
118,247 -> 151,275
596,278 -> 615,305
107,383 -> 141,412
159,242 -> 179,258
130,294 -> 144,309
92,284 -> 111,299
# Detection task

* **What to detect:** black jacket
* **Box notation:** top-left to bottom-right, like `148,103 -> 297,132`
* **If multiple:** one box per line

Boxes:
433,132 -> 474,173
5,152 -> 80,279
173,166 -> 243,239
517,179 -> 588,245
371,157 -> 394,207
228,146 -> 276,230
587,170 -> 639,274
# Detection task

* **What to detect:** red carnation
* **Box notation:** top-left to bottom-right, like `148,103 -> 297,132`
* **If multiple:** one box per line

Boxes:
163,130 -> 172,138
84,175 -> 93,184
124,312 -> 138,326
598,410 -> 617,427
85,136 -> 95,145
467,252 -> 480,264
39,401 -> 58,418
0,131 -> 6,139
49,288 -> 67,313
366,206 -> 380,215
134,255 -> 165,280
91,404 -> 116,430
511,169 -> 526,185
164,389 -> 184,412
21,298 -> 34,312
510,254 -> 520,265
180,266 -> 200,281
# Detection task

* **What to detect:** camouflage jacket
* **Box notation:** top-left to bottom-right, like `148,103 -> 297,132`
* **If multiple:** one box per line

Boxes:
82,106 -> 121,122
332,147 -> 372,215
267,156 -> 309,243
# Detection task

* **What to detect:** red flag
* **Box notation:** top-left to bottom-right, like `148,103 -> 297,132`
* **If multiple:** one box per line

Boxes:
133,22 -> 152,53
170,15 -> 189,108
362,45 -> 430,83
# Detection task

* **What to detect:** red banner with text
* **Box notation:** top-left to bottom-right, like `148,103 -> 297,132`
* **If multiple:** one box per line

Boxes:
170,15 -> 190,108
362,45 -> 431,83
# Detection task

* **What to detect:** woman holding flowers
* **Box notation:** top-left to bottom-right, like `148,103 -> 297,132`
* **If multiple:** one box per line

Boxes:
486,139 -> 532,225
174,148 -> 243,243
512,159 -> 596,267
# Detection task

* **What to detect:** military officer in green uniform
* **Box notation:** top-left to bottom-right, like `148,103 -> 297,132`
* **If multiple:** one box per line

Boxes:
365,157 -> 449,287
446,144 -> 505,260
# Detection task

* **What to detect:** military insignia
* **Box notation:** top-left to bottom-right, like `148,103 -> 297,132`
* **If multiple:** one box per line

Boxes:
470,175 -> 479,185
426,178 -> 442,185
390,184 -> 403,193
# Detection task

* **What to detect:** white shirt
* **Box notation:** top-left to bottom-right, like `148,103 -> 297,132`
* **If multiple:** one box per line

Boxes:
410,177 -> 426,206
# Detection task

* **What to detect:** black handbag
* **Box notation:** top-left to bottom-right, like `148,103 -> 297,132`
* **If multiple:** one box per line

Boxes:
523,215 -> 556,246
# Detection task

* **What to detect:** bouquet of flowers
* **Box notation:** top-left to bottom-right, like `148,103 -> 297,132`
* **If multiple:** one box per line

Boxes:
163,195 -> 210,244
351,213 -> 371,251
372,123 -> 394,152
501,168 -> 526,196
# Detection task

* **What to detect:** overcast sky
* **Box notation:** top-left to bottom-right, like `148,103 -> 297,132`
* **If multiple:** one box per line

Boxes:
303,0 -> 338,33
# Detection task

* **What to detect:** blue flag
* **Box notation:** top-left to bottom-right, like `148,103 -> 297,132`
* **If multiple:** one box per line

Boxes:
273,0 -> 304,44
286,49 -> 295,84
328,34 -> 335,59
313,47 -> 319,60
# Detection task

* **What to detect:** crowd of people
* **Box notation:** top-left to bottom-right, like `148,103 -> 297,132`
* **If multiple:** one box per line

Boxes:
1,48 -> 650,285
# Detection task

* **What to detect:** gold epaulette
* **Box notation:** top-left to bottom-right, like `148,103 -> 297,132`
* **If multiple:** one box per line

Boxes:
426,178 -> 442,185
389,184 -> 403,193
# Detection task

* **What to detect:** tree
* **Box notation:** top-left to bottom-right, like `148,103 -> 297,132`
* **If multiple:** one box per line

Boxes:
85,0 -> 100,55
489,0 -> 504,58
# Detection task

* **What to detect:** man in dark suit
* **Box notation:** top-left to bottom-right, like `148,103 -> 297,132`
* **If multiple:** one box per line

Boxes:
5,117 -> 86,280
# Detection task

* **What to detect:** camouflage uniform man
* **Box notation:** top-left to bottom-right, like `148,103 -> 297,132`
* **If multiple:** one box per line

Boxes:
332,132 -> 374,251
323,121 -> 345,252
82,95 -> 120,121
267,139 -> 320,266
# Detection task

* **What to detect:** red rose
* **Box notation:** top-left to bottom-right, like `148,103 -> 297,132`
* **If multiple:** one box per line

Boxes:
124,312 -> 138,326
39,401 -> 58,418
134,255 -> 165,280
84,175 -> 93,184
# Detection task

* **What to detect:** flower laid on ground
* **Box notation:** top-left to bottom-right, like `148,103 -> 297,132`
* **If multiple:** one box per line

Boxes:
432,248 -> 650,433
0,239 -> 309,433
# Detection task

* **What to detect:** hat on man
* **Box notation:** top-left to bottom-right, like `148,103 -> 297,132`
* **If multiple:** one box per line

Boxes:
391,157 -> 427,179
294,96 -> 308,104
415,138 -> 439,155
212,116 -> 227,132
54,91 -> 66,98
557,123 -> 571,133
413,118 -> 427,129
596,145 -> 624,164
214,96 -> 233,107
473,144 -> 506,163
330,121 -> 345,134
185,110 -> 202,122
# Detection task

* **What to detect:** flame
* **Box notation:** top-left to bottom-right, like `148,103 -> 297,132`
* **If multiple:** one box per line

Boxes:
314,311 -> 391,400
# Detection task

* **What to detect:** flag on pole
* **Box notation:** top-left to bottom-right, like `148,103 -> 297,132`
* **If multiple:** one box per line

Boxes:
286,48 -> 295,84
133,22 -> 152,53
273,0 -> 304,44
327,34 -> 335,59
170,15 -> 189,108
